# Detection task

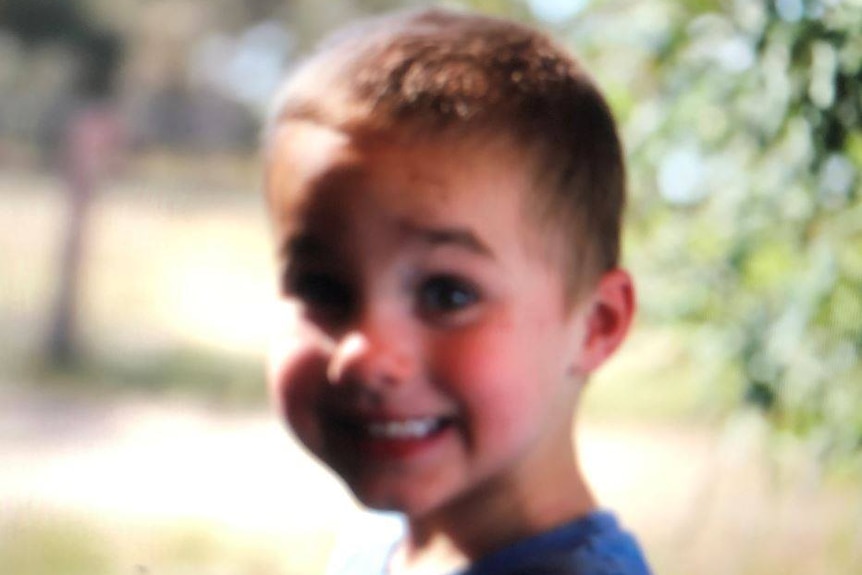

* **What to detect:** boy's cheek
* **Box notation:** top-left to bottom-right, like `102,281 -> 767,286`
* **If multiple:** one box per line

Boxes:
267,311 -> 331,434
268,345 -> 331,460
431,317 -> 531,383
430,331 -> 531,420
430,321 -> 566,425
268,346 -> 322,409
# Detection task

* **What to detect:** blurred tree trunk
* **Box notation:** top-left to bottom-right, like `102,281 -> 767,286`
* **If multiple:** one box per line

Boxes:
47,101 -> 122,365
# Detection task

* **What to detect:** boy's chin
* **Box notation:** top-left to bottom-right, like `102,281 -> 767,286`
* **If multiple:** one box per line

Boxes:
345,480 -> 446,519
349,484 -> 418,514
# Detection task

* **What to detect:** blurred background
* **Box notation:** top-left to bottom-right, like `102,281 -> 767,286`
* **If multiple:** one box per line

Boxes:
0,0 -> 859,573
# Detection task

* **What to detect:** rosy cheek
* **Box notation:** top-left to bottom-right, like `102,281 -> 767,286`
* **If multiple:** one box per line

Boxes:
268,326 -> 330,451
270,348 -> 319,409
431,326 -> 529,435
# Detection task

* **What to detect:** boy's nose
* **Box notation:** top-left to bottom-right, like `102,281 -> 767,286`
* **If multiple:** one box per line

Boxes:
326,322 -> 415,390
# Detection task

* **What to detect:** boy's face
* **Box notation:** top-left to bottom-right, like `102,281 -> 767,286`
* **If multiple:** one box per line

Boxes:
266,122 -> 593,519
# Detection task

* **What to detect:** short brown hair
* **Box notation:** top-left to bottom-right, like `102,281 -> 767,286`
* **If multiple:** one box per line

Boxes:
268,8 -> 626,299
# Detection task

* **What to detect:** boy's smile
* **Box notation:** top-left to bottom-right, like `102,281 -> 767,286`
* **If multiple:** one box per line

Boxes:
266,121 -> 597,523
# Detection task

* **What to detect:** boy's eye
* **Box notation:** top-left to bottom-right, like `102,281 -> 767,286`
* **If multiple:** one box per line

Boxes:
285,272 -> 352,315
418,275 -> 479,317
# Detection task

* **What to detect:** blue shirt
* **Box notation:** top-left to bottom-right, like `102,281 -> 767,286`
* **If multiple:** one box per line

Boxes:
458,510 -> 651,575
326,510 -> 651,575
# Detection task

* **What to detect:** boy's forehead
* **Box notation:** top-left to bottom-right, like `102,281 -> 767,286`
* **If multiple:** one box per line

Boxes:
265,119 -> 552,249
269,120 -> 481,209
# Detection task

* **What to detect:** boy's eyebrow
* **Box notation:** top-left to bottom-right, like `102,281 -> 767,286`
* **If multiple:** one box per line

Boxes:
279,225 -> 494,259
401,222 -> 494,259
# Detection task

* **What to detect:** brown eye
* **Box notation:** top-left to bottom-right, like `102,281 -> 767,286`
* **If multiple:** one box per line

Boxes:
418,275 -> 479,316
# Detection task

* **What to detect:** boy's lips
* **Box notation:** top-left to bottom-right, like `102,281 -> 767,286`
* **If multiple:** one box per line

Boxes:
325,411 -> 457,459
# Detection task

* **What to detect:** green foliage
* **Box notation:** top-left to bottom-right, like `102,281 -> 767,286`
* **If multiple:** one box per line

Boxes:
0,0 -> 87,45
621,0 -> 862,462
25,347 -> 267,408
0,0 -> 124,97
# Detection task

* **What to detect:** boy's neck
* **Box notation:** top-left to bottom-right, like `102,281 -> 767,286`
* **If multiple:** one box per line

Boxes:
389,431 -> 595,575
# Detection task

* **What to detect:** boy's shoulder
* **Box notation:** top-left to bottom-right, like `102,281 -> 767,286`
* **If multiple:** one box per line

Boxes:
460,510 -> 652,575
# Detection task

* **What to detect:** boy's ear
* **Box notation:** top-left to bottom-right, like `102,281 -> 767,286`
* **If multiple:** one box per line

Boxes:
573,268 -> 636,375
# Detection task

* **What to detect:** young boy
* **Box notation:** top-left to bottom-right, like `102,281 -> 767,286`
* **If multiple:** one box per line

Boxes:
264,8 -> 651,575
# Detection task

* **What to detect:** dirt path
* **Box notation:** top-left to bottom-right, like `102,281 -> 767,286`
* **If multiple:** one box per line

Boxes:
0,385 -> 714,536
0,387 -> 355,535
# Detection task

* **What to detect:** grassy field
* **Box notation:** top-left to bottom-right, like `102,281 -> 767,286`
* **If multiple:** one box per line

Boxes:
1,166 -> 860,574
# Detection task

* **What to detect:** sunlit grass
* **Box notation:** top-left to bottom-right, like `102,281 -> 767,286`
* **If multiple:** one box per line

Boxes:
22,346 -> 267,408
1,514 -> 111,575
0,510 -> 335,575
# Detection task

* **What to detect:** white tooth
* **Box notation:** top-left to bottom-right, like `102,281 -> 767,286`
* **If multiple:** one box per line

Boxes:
404,421 -> 422,436
368,418 -> 438,439
407,419 -> 435,436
